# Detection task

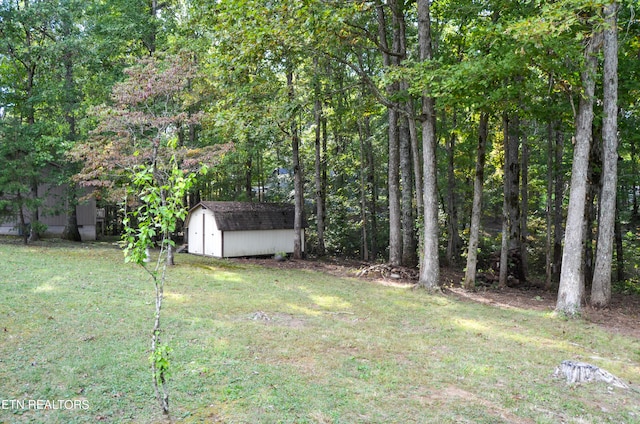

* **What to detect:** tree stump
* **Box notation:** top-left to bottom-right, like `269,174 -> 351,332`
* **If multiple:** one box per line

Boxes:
553,360 -> 629,389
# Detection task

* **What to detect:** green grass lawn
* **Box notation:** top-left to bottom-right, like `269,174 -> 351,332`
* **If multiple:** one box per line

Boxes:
0,237 -> 639,423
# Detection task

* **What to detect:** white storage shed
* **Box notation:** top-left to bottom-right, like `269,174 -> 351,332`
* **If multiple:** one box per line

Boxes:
185,201 -> 304,258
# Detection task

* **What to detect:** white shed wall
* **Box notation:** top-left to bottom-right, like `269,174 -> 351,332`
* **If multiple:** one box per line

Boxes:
222,229 -> 302,258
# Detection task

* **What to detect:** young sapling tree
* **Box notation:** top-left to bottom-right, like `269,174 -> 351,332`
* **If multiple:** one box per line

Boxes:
122,155 -> 204,415
72,54 -> 228,416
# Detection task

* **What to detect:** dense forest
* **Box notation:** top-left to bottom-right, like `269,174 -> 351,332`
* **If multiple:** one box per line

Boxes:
1,0 -> 639,315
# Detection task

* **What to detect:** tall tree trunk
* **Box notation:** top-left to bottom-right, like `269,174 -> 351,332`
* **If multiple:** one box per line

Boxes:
500,112 -> 522,286
592,2 -> 619,308
552,127 -> 565,286
499,115 -> 508,287
388,106 -> 402,265
61,48 -> 82,242
614,202 -> 624,282
25,57 -> 40,243
557,30 -> 602,316
28,181 -> 40,243
313,58 -> 326,256
18,194 -> 28,245
464,112 -> 489,290
545,121 -> 554,289
359,120 -> 369,261
417,0 -> 440,289
245,153 -> 252,200
365,117 -> 379,260
505,113 -> 521,255
520,129 -> 529,280
499,114 -> 512,287
146,0 -> 158,54
376,2 -> 402,265
406,99 -> 423,218
445,110 -> 461,266
287,71 -> 304,259
632,141 -> 639,223
584,134 -> 602,291
322,113 -> 328,243
62,190 -> 82,242
400,115 -> 417,267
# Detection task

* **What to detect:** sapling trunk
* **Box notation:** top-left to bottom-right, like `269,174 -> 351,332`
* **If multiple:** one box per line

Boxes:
150,238 -> 170,415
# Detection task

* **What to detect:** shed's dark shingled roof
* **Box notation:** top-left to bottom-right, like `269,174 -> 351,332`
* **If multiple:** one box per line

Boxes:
194,201 -> 302,231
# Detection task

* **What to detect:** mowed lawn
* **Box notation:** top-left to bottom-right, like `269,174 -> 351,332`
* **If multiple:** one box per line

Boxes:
0,238 -> 639,423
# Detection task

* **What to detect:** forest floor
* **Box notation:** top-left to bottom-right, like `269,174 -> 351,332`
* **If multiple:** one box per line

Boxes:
232,256 -> 640,340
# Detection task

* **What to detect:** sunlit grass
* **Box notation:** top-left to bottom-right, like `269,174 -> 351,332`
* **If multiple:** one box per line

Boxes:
0,236 -> 639,423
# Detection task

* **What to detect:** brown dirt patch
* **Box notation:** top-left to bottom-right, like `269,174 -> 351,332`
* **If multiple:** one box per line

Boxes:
231,257 -> 640,339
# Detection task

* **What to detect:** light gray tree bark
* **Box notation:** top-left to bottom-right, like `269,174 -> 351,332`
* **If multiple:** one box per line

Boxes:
464,113 -> 489,290
557,30 -> 602,316
376,2 -> 402,265
417,0 -> 440,289
592,2 -> 619,308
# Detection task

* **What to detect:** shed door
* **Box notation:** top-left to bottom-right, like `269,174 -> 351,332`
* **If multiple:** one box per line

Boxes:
188,209 -> 204,255
203,211 -> 216,256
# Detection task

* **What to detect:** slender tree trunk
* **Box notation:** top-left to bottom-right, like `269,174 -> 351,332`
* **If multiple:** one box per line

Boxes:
18,195 -> 28,245
417,0 -> 440,289
28,182 -> 40,243
388,106 -> 402,265
25,60 -> 40,243
632,142 -> 639,223
62,190 -> 82,242
365,117 -> 379,260
359,121 -> 369,261
500,112 -> 521,286
545,121 -> 554,289
584,134 -> 602,291
614,202 -> 624,282
376,2 -> 402,265
150,253 -> 169,415
313,59 -> 326,256
245,152 -> 252,200
499,114 -> 510,288
287,71 -> 304,259
322,114 -> 328,240
499,192 -> 509,288
592,2 -> 619,308
60,40 -> 82,242
464,112 -> 489,290
508,116 -> 520,254
445,110 -> 461,266
392,5 -> 415,267
557,30 -> 602,316
400,114 -> 417,267
552,128 -> 565,286
520,129 -> 529,280
146,0 -> 158,54
406,99 -> 423,217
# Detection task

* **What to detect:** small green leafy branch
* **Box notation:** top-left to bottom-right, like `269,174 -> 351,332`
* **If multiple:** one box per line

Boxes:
121,156 -> 203,416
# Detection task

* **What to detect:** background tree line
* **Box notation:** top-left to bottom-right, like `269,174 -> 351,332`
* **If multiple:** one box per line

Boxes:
1,0 -> 639,315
